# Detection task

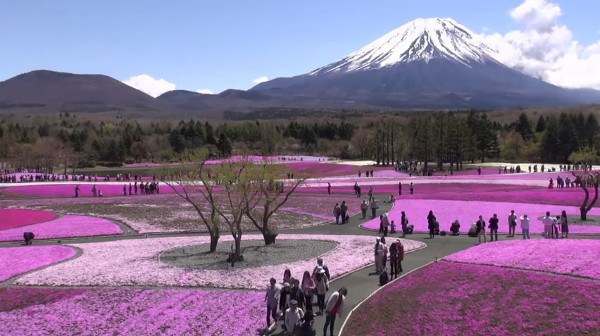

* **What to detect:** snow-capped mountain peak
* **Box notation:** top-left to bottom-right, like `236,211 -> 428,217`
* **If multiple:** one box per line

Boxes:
311,17 -> 497,74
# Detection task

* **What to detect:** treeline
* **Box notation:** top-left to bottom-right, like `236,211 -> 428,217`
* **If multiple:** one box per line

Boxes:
0,109 -> 599,172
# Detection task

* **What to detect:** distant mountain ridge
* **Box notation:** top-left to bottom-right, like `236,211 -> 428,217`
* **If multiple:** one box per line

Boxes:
1,18 -> 600,114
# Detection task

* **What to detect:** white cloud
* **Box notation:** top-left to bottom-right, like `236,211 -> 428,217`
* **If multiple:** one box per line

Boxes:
122,74 -> 176,97
252,76 -> 269,84
481,0 -> 600,90
196,89 -> 213,94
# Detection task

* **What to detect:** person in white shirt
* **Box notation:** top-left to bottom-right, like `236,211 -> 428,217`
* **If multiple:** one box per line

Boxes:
265,278 -> 281,327
374,238 -> 384,274
520,214 -> 530,239
323,287 -> 348,336
541,211 -> 555,238
284,299 -> 304,335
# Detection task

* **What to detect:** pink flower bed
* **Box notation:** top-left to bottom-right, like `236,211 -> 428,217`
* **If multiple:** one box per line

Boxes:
296,183 -> 539,195
0,287 -> 263,336
407,188 -> 586,206
360,199 -> 600,234
17,234 -> 425,289
342,262 -> 600,336
0,246 -> 75,281
0,209 -> 58,230
0,215 -> 123,241
2,184 -> 176,198
443,239 -> 600,280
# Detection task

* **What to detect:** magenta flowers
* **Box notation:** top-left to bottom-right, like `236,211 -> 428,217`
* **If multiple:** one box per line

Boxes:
0,215 -> 123,242
0,287 -> 264,336
443,239 -> 600,280
0,209 -> 58,230
0,245 -> 75,281
342,262 -> 600,336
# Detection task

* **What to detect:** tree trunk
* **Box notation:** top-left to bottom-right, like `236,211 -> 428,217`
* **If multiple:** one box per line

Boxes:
580,208 -> 588,221
209,233 -> 219,252
580,186 -> 590,221
263,230 -> 278,245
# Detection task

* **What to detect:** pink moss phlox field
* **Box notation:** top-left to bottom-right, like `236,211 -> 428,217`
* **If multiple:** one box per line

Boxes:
0,209 -> 58,230
360,199 -> 600,234
406,188 -> 585,206
343,262 -> 600,336
443,239 -> 600,280
296,183 -> 538,195
0,215 -> 123,242
16,234 -> 425,289
0,287 -> 264,336
0,246 -> 76,281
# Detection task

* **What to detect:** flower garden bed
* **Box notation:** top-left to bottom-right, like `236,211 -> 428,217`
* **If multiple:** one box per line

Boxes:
0,209 -> 58,230
16,234 -> 425,289
341,262 -> 600,336
360,199 -> 600,234
405,188 -> 586,206
442,239 -> 600,280
0,215 -> 123,242
296,183 -> 539,195
0,246 -> 76,281
0,287 -> 264,336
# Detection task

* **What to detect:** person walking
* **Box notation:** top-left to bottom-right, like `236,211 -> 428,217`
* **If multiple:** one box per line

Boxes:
128,183 -> 132,195
333,203 -> 341,224
520,214 -> 531,239
489,214 -> 499,241
476,215 -> 487,244
389,239 -> 403,279
401,211 -> 408,237
91,184 -> 97,197
123,184 -> 127,196
327,183 -> 331,195
340,201 -> 348,224
378,215 -> 384,234
374,238 -> 383,274
541,211 -> 554,238
360,200 -> 368,219
368,187 -> 373,202
298,312 -> 316,336
410,182 -> 414,195
371,198 -> 378,218
427,210 -> 437,239
265,278 -> 281,328
382,214 -> 390,236
508,210 -> 517,237
284,299 -> 304,335
381,237 -> 388,270
560,210 -> 569,238
74,185 -> 79,198
398,181 -> 402,195
323,288 -> 348,336
301,271 -> 315,315
313,267 -> 328,316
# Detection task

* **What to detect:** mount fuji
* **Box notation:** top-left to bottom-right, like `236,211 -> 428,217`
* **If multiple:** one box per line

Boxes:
252,18 -> 600,109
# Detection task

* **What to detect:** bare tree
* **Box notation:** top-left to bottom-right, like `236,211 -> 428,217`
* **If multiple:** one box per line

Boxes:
158,150 -> 221,252
573,171 -> 600,220
245,162 -> 306,245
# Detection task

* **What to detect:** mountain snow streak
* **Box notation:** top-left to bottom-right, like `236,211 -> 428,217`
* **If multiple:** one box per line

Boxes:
311,18 -> 498,74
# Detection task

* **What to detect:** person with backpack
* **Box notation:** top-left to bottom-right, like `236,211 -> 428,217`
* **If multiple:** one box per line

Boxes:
489,214 -> 499,241
323,288 -> 348,336
476,215 -> 487,244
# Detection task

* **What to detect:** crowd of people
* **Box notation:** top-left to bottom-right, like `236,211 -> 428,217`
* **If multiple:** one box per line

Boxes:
467,209 -> 570,242
264,258 -> 347,336
73,181 -> 161,198
0,171 -> 154,184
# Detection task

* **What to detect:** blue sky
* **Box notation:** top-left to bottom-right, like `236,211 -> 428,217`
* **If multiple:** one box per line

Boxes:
0,0 -> 598,95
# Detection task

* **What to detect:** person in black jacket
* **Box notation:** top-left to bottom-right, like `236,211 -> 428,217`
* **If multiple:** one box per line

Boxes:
290,279 -> 305,312
489,214 -> 499,241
